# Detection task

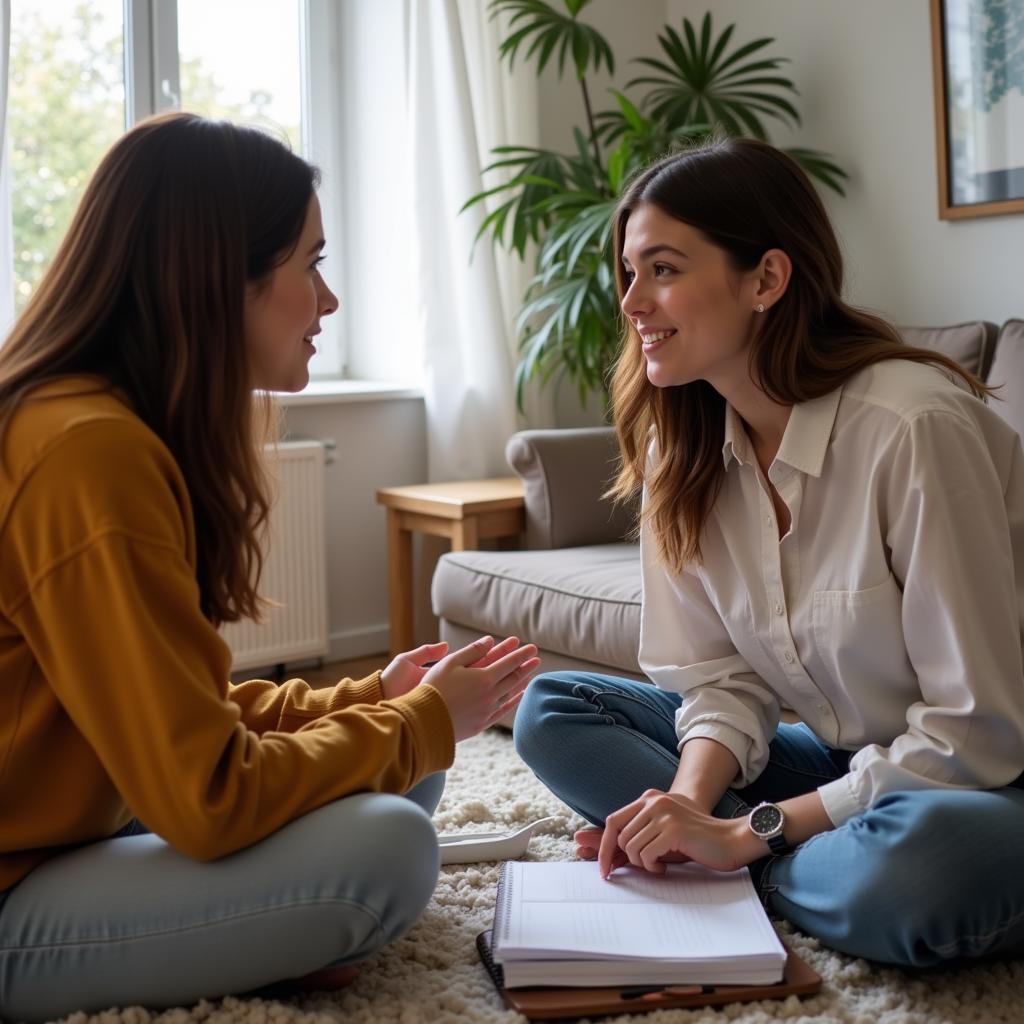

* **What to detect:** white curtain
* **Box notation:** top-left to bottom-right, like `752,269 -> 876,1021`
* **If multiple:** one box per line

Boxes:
0,0 -> 14,334
454,0 -> 555,433
405,0 -> 552,482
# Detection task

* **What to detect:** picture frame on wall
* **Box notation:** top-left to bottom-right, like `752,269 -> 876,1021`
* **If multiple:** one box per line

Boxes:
929,0 -> 1024,219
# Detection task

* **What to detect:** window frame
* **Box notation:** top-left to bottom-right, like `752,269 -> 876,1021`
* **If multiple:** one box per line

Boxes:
300,0 -> 346,378
123,0 -> 180,124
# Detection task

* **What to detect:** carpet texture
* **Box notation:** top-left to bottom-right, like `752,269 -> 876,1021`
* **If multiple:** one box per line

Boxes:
62,730 -> 1024,1024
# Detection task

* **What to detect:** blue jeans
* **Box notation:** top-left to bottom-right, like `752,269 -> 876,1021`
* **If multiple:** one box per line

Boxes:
0,774 -> 445,1023
514,672 -> 1024,968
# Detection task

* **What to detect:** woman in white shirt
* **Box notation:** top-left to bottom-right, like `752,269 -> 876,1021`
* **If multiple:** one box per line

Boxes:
514,135 -> 1024,967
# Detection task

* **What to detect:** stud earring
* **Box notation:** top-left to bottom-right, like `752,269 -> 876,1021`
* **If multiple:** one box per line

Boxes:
756,303 -> 765,313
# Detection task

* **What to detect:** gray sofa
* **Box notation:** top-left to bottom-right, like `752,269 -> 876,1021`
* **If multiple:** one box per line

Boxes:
432,320 -> 1024,681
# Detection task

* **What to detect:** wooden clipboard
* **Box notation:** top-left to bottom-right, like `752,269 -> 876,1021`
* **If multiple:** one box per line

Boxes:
476,929 -> 822,1020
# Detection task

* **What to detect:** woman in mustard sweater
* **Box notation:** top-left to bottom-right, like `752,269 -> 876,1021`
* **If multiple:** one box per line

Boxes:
0,112 -> 538,1022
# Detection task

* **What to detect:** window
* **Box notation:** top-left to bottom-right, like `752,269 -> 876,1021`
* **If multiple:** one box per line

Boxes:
8,1 -> 125,314
177,0 -> 301,152
2,0 -> 344,376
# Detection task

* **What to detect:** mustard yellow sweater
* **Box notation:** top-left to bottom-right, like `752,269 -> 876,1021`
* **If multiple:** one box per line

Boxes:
0,378 -> 454,891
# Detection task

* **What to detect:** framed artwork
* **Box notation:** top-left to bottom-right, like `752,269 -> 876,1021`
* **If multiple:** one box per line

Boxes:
929,0 -> 1024,219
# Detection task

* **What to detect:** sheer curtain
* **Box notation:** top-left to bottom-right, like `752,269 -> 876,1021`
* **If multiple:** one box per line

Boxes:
453,0 -> 556,437
405,0 -> 551,482
0,0 -> 14,334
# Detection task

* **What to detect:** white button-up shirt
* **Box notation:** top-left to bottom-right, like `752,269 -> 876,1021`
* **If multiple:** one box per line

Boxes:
639,359 -> 1024,825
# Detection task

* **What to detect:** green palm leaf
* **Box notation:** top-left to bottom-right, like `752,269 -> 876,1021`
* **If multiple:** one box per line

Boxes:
462,147 -> 570,258
625,13 -> 799,135
489,0 -> 613,79
784,147 -> 850,195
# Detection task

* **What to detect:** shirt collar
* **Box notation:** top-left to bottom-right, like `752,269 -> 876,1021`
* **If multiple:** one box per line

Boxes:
721,384 -> 843,478
722,404 -> 750,470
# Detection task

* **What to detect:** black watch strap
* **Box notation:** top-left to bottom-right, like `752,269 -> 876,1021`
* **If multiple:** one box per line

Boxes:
766,832 -> 791,855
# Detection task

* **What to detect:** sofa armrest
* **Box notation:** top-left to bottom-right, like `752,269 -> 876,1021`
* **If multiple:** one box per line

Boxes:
505,427 -> 636,549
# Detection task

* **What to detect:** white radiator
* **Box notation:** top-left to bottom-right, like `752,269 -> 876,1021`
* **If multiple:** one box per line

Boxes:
221,440 -> 329,673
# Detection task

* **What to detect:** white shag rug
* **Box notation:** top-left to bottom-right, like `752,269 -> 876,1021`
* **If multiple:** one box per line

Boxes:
61,730 -> 1024,1024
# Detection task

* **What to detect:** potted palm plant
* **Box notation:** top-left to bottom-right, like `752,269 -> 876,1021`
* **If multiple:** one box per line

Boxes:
463,0 -> 848,412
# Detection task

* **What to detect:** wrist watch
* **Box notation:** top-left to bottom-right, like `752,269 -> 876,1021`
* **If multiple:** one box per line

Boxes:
748,801 -> 790,855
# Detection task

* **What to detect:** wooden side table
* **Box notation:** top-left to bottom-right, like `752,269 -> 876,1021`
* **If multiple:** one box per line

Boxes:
375,477 -> 526,657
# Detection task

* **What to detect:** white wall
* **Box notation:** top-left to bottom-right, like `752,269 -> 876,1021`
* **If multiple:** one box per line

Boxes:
280,397 -> 427,663
666,0 -> 1023,326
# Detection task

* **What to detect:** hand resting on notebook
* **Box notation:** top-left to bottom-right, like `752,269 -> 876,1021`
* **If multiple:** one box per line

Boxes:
579,790 -> 764,879
575,825 -> 685,874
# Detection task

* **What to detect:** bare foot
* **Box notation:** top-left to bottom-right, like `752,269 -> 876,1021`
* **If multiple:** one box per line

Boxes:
251,962 -> 361,998
286,963 -> 360,992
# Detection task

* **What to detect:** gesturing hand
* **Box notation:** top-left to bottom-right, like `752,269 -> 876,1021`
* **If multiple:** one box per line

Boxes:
380,636 -> 529,701
597,790 -> 751,879
423,635 -> 540,742
380,641 -> 450,701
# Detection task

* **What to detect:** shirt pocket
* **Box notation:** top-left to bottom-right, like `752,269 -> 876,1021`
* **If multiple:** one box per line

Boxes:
811,575 -> 910,697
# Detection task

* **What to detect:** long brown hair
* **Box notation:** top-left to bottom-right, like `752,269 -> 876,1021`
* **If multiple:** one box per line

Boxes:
609,136 -> 989,573
0,112 -> 319,625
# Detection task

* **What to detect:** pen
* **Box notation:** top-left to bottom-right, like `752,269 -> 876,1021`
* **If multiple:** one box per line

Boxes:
619,984 -> 712,1000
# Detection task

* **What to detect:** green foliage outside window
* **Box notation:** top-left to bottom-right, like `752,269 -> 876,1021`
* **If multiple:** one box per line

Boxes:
7,2 -> 298,314
8,4 -> 123,311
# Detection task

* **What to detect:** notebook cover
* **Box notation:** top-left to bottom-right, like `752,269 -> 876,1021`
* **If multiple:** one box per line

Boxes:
476,929 -> 822,1021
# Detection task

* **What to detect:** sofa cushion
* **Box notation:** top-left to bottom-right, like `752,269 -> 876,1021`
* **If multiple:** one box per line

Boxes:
899,321 -> 998,378
432,543 -> 642,674
987,320 -> 1024,441
439,619 -> 646,682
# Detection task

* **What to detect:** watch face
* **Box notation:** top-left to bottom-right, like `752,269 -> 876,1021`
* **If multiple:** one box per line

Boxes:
750,804 -> 784,837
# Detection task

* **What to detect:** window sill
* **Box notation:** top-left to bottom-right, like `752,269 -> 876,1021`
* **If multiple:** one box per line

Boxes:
271,379 -> 424,407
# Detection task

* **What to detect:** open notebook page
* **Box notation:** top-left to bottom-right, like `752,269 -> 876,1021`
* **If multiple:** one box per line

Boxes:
494,861 -> 786,963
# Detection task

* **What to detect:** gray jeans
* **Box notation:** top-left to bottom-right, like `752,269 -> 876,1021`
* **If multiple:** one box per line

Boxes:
0,774 -> 445,1022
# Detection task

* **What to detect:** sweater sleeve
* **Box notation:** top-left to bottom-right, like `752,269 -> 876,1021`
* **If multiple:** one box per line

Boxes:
3,421 -> 454,861
227,672 -> 385,734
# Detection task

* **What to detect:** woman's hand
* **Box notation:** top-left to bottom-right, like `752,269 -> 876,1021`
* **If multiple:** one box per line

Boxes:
422,636 -> 540,742
597,789 -> 758,879
380,635 -> 527,701
380,641 -> 450,700
574,826 -> 688,873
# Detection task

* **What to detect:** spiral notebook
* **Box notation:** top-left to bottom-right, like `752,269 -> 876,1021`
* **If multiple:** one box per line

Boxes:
491,860 -> 788,987
477,861 -> 821,1019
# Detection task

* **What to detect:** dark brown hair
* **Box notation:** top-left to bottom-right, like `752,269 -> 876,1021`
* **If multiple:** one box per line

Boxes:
609,136 -> 989,571
0,111 -> 319,625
